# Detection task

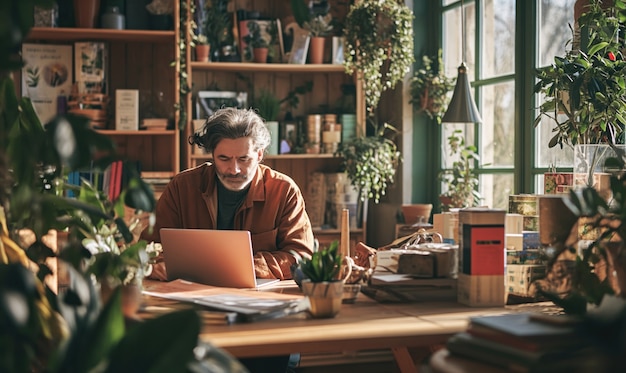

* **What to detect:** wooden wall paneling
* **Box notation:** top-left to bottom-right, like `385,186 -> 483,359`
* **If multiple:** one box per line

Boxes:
309,73 -> 330,114
108,41 -> 126,97
152,43 -> 175,119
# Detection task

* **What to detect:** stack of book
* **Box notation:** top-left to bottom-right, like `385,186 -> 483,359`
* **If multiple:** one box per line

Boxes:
361,272 -> 457,302
442,312 -> 610,372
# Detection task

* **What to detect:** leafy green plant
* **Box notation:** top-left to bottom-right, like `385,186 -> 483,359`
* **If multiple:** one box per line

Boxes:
343,0 -> 414,116
409,50 -> 455,124
303,14 -> 334,37
0,2 -> 243,372
439,129 -> 481,211
245,20 -> 269,49
202,0 -> 230,49
533,0 -> 626,148
336,122 -> 401,204
296,240 -> 343,282
239,74 -> 313,120
254,89 -> 281,122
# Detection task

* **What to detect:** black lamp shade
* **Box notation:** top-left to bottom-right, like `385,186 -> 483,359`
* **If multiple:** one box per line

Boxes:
442,62 -> 482,123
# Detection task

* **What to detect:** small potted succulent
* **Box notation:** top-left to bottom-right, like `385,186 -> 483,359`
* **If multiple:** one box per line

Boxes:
292,240 -> 350,318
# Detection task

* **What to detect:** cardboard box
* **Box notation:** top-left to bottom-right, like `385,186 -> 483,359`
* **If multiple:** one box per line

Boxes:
115,89 -> 139,130
505,233 -> 523,251
433,212 -> 458,244
506,249 -> 545,265
544,172 -> 573,194
457,273 -> 506,307
505,213 -> 524,234
506,264 -> 546,297
458,208 -> 506,276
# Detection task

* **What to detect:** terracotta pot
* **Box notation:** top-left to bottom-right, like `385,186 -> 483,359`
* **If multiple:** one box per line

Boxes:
302,280 -> 344,318
100,281 -> 143,318
195,44 -> 211,62
308,36 -> 325,64
253,47 -> 268,63
401,204 -> 433,225
74,0 -> 101,28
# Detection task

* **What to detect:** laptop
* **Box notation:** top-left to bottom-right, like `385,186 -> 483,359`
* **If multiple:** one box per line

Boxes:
159,228 -> 280,289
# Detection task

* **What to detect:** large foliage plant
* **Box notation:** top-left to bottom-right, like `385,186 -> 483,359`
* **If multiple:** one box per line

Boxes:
534,0 -> 626,148
0,1 -> 246,372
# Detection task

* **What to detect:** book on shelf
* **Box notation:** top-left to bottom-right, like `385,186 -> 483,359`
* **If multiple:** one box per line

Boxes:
142,279 -> 307,323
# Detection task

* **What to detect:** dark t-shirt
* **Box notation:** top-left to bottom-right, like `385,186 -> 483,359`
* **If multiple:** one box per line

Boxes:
216,179 -> 249,229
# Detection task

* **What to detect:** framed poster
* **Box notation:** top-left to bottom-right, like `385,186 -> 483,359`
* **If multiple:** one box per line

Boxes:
21,43 -> 73,125
74,42 -> 108,94
195,91 -> 248,120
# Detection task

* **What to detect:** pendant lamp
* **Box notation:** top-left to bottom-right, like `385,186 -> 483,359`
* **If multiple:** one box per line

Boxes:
441,0 -> 482,124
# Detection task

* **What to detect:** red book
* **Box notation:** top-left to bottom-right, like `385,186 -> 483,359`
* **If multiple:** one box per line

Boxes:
111,160 -> 123,201
108,161 -> 118,201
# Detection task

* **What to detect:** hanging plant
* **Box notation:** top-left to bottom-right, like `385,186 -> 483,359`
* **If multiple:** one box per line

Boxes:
336,121 -> 402,204
409,50 -> 456,124
343,0 -> 414,116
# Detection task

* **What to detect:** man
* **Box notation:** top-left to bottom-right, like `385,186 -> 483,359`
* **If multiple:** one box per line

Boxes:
141,107 -> 315,281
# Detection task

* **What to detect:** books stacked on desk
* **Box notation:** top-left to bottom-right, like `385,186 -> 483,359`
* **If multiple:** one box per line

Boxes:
443,312 -> 609,372
361,272 -> 457,302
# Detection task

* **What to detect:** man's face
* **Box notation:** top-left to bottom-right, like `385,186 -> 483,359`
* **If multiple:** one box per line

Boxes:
213,137 -> 263,191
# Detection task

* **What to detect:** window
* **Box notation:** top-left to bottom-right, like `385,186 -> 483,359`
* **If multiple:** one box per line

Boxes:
437,0 -> 576,208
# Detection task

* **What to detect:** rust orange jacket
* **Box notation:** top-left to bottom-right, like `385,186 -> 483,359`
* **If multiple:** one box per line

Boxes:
140,162 -> 315,280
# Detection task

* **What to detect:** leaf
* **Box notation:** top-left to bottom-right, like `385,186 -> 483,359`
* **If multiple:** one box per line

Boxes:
105,309 -> 201,373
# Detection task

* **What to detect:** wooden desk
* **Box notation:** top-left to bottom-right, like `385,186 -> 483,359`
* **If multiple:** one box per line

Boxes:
140,280 -> 551,373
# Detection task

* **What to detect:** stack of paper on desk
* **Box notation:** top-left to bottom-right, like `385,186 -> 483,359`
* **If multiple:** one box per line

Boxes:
143,279 -> 308,323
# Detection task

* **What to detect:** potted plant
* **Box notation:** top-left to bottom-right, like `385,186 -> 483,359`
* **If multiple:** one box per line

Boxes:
202,0 -> 230,61
409,50 -> 456,124
293,240 -> 349,318
343,0 -> 414,116
534,0 -> 626,186
336,121 -> 402,206
303,13 -> 334,64
194,34 -> 210,62
438,129 -> 481,211
244,20 -> 270,63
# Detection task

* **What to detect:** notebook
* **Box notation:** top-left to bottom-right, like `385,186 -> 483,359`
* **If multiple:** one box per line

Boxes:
159,228 -> 280,288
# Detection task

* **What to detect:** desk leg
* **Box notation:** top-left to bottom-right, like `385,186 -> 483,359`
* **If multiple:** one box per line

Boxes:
392,347 -> 418,373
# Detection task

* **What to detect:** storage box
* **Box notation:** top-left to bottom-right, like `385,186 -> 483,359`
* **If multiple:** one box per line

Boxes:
506,264 -> 546,297
544,172 -> 573,194
457,273 -> 506,307
458,208 -> 506,275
